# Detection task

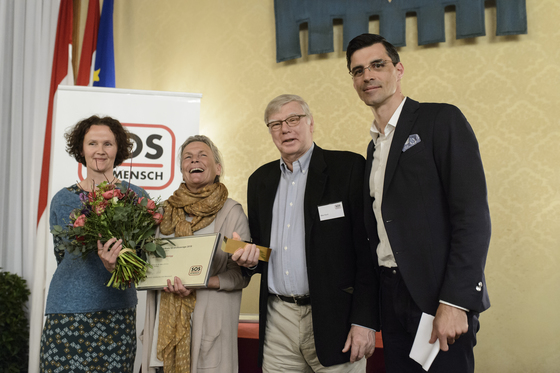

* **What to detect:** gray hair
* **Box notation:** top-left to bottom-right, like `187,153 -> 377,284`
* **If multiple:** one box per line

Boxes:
178,135 -> 224,183
264,94 -> 313,125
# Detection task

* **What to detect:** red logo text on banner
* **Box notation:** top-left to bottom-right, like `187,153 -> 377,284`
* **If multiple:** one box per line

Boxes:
78,123 -> 176,190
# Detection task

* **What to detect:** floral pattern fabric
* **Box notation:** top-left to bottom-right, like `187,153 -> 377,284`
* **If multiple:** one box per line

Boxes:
40,308 -> 136,373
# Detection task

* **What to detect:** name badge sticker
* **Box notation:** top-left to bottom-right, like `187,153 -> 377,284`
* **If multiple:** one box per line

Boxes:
318,202 -> 345,221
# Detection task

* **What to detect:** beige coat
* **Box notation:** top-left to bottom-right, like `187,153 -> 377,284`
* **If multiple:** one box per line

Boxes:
141,198 -> 251,373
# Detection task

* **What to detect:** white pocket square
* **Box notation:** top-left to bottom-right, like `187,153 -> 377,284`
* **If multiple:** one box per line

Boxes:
402,134 -> 421,152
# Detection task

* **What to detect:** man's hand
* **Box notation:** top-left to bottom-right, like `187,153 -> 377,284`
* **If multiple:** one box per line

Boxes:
230,231 -> 260,268
429,303 -> 468,351
342,325 -> 375,363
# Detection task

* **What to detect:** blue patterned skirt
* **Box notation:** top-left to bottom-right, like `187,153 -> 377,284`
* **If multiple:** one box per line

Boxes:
40,308 -> 136,372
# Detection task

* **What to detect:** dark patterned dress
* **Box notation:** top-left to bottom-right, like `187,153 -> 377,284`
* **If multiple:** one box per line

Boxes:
40,308 -> 136,372
40,184 -> 141,372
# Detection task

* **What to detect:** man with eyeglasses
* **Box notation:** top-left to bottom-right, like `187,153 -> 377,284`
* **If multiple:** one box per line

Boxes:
233,94 -> 378,372
346,33 -> 491,372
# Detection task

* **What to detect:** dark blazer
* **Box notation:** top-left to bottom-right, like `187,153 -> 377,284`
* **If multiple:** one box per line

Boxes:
247,144 -> 378,367
364,98 -> 491,317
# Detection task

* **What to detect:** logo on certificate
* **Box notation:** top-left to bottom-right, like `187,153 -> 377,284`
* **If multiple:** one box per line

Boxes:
189,265 -> 203,276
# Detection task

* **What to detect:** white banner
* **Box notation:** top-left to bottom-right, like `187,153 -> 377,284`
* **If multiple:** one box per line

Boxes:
51,86 -> 200,196
44,86 -> 201,371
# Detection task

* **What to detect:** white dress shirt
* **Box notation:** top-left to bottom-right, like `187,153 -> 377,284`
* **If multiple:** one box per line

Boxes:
369,97 -> 406,268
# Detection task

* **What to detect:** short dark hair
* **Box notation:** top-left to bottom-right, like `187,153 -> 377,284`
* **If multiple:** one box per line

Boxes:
65,115 -> 133,167
346,33 -> 400,71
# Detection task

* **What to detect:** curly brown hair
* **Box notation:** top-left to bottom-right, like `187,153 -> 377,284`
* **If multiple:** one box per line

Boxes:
65,115 -> 133,167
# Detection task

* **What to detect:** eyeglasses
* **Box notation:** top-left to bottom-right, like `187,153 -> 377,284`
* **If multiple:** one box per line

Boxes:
266,114 -> 307,132
349,59 -> 394,78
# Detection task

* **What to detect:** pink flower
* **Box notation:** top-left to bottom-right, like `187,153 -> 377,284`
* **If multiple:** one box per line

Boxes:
94,201 -> 108,215
102,189 -> 123,200
139,197 -> 156,211
153,212 -> 163,225
73,214 -> 87,227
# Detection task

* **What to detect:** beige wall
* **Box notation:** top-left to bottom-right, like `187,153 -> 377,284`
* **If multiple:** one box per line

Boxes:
97,0 -> 559,371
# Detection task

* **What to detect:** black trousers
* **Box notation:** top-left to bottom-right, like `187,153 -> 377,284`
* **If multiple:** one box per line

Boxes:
380,267 -> 479,373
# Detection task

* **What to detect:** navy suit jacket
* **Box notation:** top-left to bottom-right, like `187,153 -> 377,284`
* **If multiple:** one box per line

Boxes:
247,144 -> 378,367
364,98 -> 491,316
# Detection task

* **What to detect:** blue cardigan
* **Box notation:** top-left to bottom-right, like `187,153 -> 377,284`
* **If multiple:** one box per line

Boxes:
45,182 -> 147,314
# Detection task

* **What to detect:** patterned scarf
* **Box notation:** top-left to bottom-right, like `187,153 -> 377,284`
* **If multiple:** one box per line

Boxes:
156,182 -> 228,373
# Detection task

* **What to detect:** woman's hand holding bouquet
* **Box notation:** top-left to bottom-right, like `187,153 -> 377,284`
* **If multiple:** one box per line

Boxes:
52,181 -> 168,290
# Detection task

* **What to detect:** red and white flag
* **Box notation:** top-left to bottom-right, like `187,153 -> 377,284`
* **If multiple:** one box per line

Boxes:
76,0 -> 100,86
37,0 -> 73,225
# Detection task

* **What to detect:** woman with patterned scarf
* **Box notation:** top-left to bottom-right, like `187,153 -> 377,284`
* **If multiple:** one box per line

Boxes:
141,135 -> 252,373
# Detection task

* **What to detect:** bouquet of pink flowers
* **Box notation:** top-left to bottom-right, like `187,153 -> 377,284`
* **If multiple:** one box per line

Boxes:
52,181 -> 168,290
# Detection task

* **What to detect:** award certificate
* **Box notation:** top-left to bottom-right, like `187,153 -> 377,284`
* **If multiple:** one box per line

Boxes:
137,233 -> 221,290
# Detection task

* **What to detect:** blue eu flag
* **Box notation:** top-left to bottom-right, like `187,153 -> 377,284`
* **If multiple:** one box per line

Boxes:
93,0 -> 115,87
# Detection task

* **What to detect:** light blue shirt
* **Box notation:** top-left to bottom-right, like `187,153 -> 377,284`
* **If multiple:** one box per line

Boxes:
267,144 -> 314,296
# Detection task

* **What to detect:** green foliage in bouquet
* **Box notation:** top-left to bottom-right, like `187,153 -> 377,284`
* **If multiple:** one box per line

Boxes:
0,269 -> 31,373
51,181 -> 169,290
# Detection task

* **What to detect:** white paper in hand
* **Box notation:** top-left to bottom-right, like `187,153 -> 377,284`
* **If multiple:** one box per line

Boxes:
409,312 -> 440,371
